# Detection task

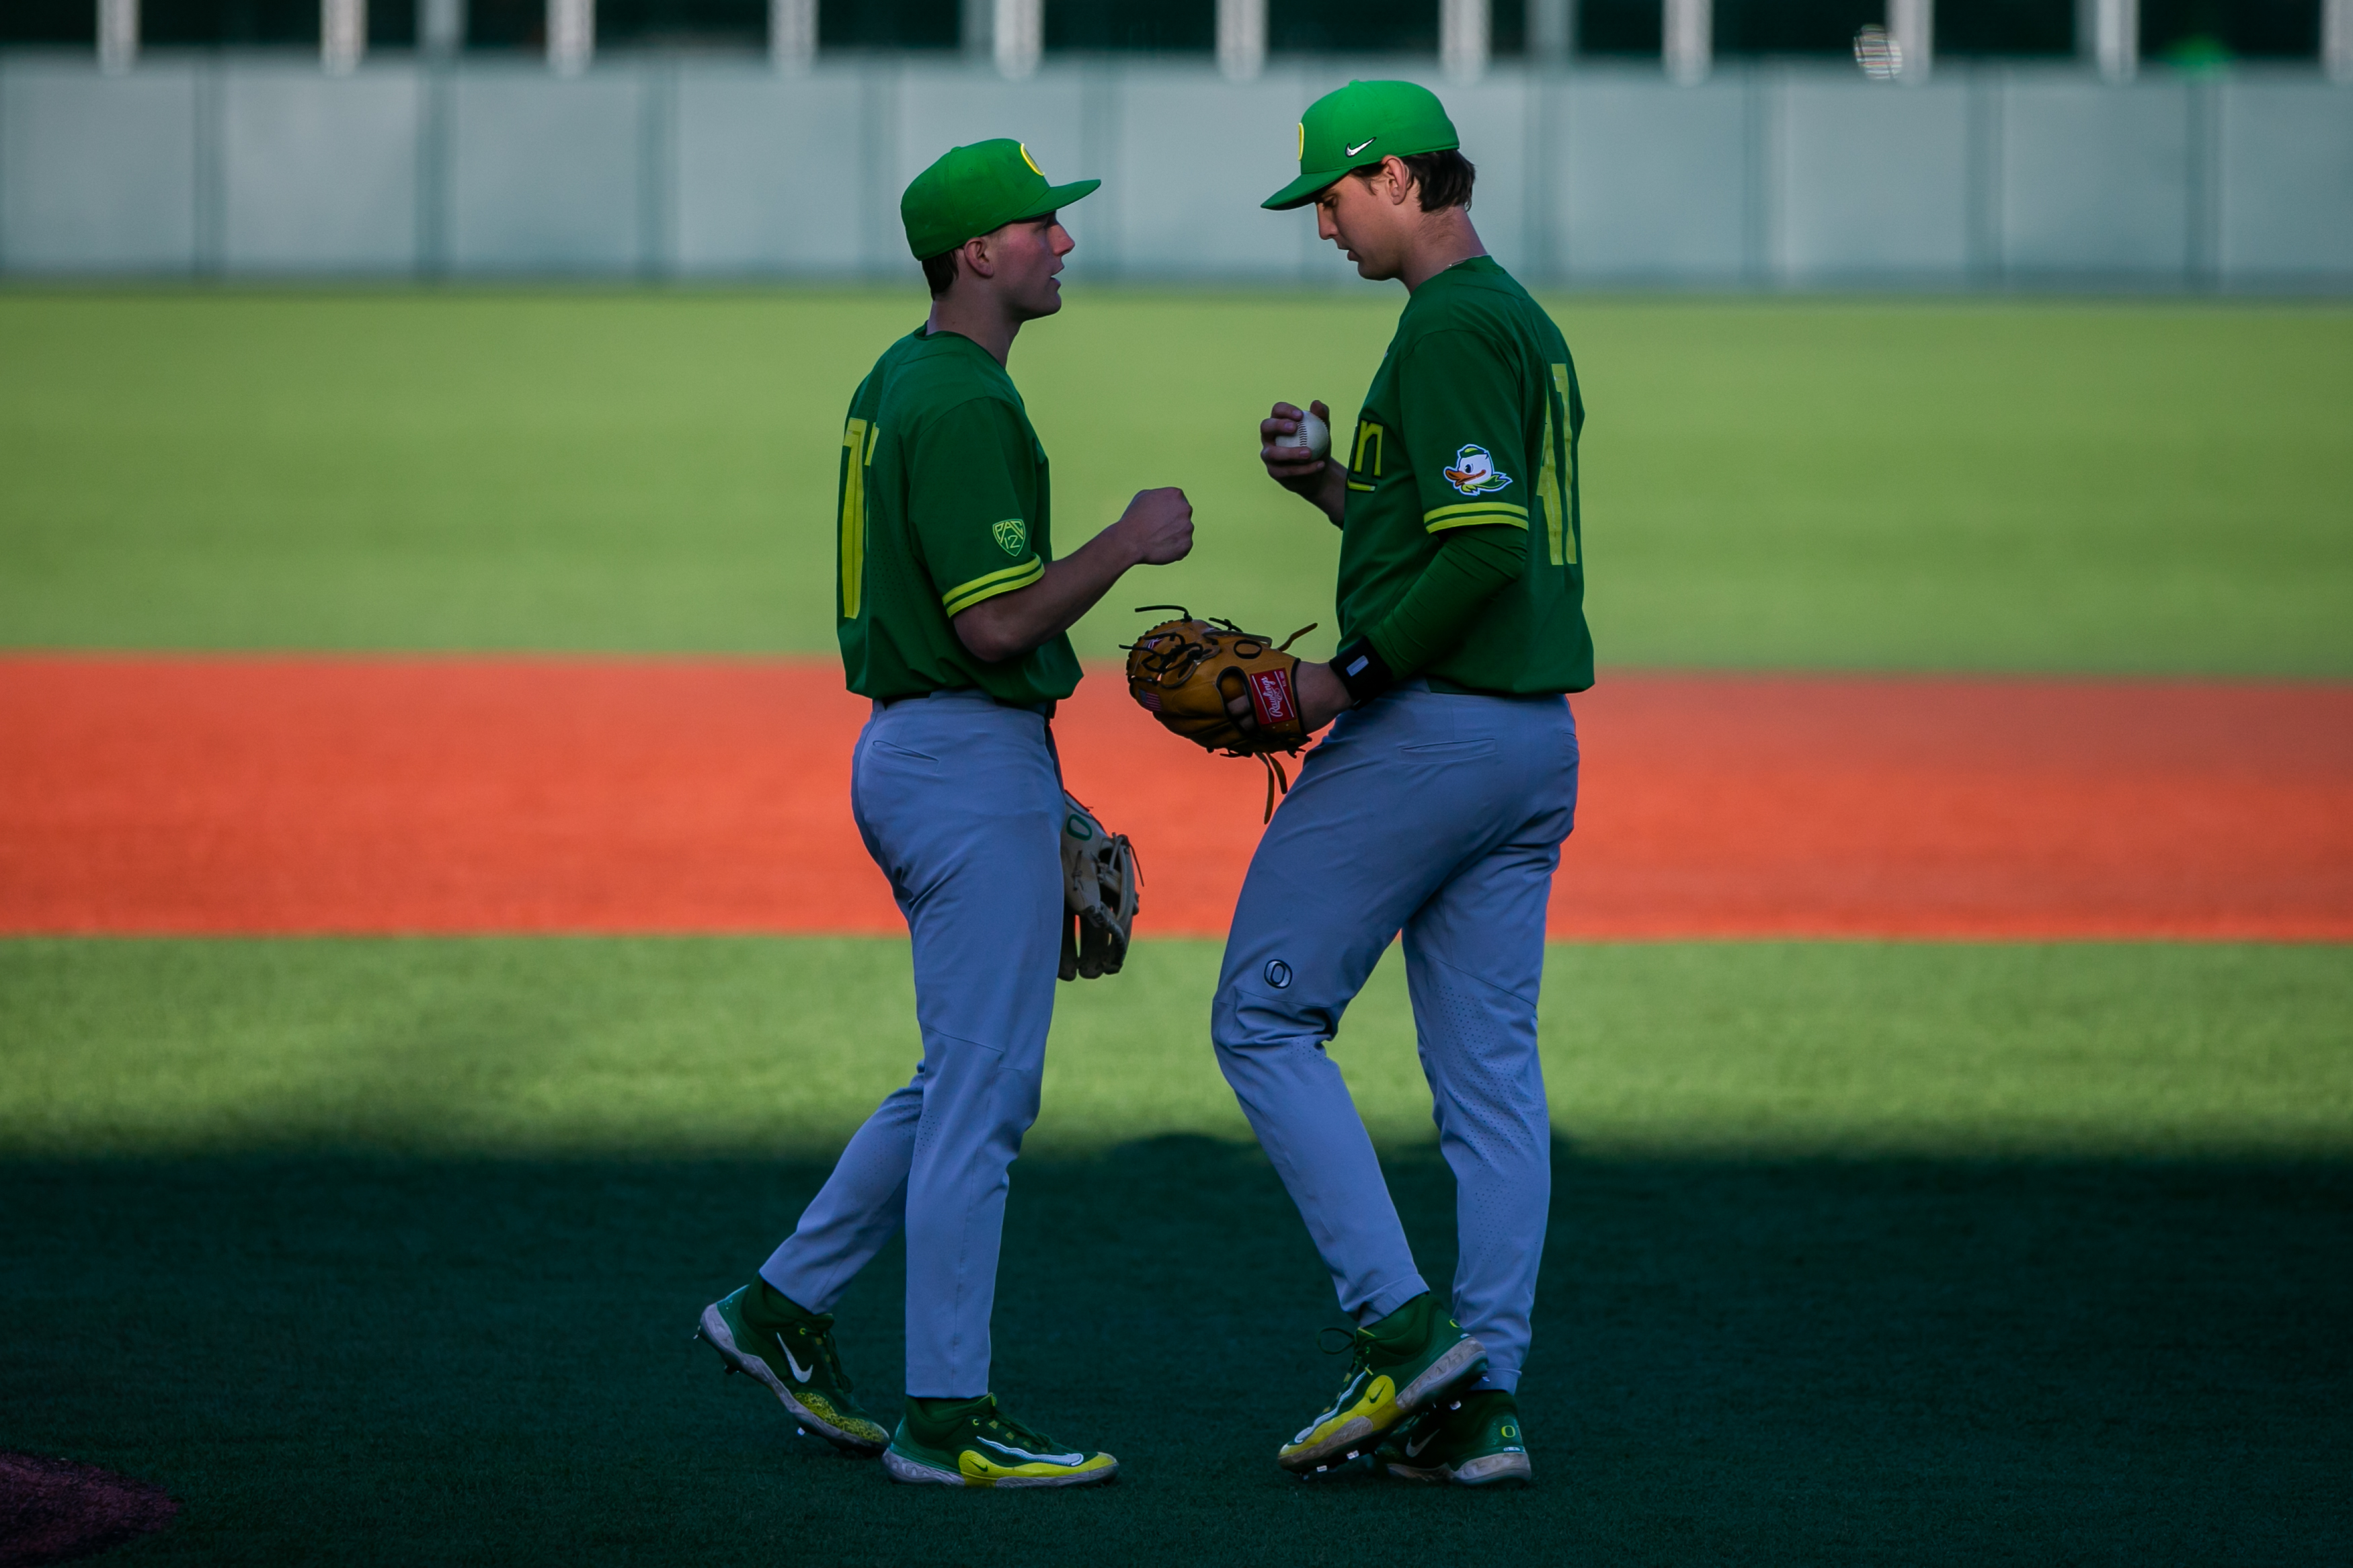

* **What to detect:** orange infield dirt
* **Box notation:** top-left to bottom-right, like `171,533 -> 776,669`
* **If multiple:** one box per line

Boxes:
3,657 -> 2349,940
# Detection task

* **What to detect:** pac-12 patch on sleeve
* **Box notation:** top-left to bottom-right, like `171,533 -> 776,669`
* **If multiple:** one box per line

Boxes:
990,517 -> 1028,556
1442,444 -> 1513,496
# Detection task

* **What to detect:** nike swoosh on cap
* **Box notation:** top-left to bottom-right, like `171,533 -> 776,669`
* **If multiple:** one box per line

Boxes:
1345,138 -> 1376,157
978,1437 -> 1084,1467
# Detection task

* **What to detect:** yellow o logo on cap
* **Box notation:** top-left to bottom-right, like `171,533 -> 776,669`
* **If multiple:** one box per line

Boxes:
1019,142 -> 1043,176
1295,122 -> 1305,159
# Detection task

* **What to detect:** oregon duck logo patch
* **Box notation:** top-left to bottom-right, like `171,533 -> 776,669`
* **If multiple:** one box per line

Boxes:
1443,444 -> 1514,496
991,517 -> 1028,556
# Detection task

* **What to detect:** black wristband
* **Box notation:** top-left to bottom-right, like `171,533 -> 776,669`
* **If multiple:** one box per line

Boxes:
1331,636 -> 1395,706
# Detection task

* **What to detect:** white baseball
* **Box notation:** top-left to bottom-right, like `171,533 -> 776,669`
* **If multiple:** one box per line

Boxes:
1273,408 -> 1330,460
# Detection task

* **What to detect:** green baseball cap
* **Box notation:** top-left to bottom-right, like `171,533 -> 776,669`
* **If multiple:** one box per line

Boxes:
901,138 -> 1101,261
1263,79 -> 1460,211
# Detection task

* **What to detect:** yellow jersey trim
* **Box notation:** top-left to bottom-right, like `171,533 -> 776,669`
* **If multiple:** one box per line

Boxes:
1425,500 -> 1529,526
941,556 -> 1044,616
1427,507 -> 1529,534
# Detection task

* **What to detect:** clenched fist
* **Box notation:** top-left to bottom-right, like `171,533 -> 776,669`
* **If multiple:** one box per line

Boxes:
1115,486 -> 1195,566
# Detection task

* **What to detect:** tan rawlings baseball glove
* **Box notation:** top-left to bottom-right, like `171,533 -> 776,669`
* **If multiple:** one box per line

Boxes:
1058,791 -> 1138,981
1125,608 -> 1318,820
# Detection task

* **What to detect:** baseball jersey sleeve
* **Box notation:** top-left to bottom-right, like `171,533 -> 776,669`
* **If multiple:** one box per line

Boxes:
1364,522 -> 1527,677
1398,328 -> 1534,536
906,395 -> 1045,618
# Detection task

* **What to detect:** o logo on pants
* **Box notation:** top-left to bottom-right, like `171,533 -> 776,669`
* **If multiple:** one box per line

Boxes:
1264,960 -> 1293,989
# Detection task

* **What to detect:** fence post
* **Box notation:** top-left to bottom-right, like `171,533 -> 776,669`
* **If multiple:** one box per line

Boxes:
1442,0 -> 1489,81
549,0 -> 593,76
1217,0 -> 1265,83
772,0 -> 815,72
323,0 -> 366,75
1665,0 -> 1710,85
99,0 -> 138,74
1890,0 -> 1932,83
2088,0 -> 2137,83
994,0 -> 1040,79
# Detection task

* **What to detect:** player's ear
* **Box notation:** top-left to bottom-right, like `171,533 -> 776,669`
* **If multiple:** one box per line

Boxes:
961,232 -> 998,281
1384,156 -> 1415,208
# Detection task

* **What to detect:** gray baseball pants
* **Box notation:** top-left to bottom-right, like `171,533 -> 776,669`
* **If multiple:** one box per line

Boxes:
760,690 -> 1062,1399
1212,681 -> 1579,1392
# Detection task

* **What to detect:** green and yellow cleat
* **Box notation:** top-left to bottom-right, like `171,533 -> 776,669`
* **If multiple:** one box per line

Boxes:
1375,1389 -> 1533,1487
881,1395 -> 1119,1489
696,1282 -> 891,1456
1277,1292 -> 1488,1474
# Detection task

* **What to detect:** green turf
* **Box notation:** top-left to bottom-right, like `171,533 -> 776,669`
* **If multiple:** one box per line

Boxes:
3,938 -> 2347,1563
3,938 -> 2347,1159
2,292 -> 2348,673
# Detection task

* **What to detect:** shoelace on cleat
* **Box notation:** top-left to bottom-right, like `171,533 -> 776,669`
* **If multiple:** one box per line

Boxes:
1315,1323 -> 1380,1405
790,1315 -> 856,1393
973,1403 -> 1074,1459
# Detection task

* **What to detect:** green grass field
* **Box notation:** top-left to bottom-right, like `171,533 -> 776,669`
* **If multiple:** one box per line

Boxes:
5,940 -> 2348,1161
3,939 -> 2347,1563
2,291 -> 2349,1563
3,292 -> 2349,671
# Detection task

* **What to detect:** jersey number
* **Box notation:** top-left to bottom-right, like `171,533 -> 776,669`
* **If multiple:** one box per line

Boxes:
839,417 -> 879,618
1347,419 -> 1385,491
1535,364 -> 1577,567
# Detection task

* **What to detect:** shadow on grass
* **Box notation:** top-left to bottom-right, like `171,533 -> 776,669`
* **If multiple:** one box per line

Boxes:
3,1138 -> 2346,1566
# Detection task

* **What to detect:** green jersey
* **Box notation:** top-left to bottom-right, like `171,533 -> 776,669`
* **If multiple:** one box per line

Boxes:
834,326 -> 1080,706
1338,256 -> 1592,695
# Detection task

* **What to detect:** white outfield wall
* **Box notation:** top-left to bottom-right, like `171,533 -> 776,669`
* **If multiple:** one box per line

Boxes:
0,52 -> 2348,289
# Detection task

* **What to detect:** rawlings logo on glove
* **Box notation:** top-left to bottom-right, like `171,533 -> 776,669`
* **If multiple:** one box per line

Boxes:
1124,607 -> 1318,821
1248,669 -> 1295,725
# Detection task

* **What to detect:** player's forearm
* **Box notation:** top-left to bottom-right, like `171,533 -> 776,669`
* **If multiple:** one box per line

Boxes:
1306,462 -> 1347,528
955,512 -> 1176,658
1362,524 -> 1524,679
951,488 -> 1193,664
951,536 -> 1133,663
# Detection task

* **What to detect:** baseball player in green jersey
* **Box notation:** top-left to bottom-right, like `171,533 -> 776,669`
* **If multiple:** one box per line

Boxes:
1213,80 -> 1589,1486
696,138 -> 1193,1489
